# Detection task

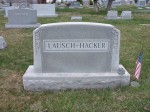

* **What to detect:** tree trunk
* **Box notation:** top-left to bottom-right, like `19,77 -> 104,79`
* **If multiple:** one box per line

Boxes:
106,0 -> 114,12
93,0 -> 99,12
51,0 -> 57,4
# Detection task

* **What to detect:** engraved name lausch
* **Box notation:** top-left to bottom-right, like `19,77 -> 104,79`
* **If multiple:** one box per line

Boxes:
43,39 -> 110,52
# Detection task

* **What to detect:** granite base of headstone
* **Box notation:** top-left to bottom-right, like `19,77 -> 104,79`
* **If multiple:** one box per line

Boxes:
5,9 -> 41,28
23,22 -> 130,91
0,36 -> 7,49
71,16 -> 82,21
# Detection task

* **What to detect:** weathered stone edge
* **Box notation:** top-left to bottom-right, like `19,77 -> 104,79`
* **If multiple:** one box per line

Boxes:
23,65 -> 130,91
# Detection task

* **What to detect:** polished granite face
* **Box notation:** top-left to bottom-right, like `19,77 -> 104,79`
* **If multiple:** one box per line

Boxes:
121,11 -> 132,19
33,22 -> 120,73
7,9 -> 37,25
32,4 -> 57,17
107,11 -> 118,19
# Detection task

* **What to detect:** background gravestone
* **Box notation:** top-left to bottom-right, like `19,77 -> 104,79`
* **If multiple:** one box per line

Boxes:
69,1 -> 82,8
32,4 -> 58,17
71,16 -> 82,21
4,0 -> 32,18
0,36 -> 7,49
106,10 -> 119,19
5,9 -> 40,28
83,0 -> 89,7
137,0 -> 147,7
121,11 -> 132,19
23,22 -> 130,91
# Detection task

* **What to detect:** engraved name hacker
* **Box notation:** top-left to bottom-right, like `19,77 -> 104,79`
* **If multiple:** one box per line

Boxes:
43,40 -> 110,52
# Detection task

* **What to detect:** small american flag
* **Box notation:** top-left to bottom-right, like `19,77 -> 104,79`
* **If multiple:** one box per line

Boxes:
134,52 -> 142,80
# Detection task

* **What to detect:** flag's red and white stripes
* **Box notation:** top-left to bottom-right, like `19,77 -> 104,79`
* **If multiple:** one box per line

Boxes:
134,52 -> 142,80
134,60 -> 141,79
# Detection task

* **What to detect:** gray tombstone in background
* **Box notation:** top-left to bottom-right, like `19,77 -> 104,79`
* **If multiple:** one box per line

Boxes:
71,16 -> 82,21
18,0 -> 32,9
32,4 -> 58,17
4,6 -> 16,17
120,0 -> 127,5
106,10 -> 119,19
69,1 -> 82,8
23,22 -> 130,91
137,0 -> 146,7
83,0 -> 90,7
5,9 -> 40,28
121,11 -> 132,19
0,36 -> 7,49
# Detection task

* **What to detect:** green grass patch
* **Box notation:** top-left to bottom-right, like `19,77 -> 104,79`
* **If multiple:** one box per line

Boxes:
0,6 -> 150,112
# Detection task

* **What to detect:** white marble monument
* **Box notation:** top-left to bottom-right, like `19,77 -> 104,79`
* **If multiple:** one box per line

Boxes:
23,22 -> 130,91
32,4 -> 58,17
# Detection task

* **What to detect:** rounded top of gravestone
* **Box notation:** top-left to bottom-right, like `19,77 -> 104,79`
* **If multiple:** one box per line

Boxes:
37,22 -> 115,29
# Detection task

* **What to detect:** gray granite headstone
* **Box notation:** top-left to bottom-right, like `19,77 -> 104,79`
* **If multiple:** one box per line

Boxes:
106,11 -> 119,19
23,22 -> 130,91
5,9 -> 40,28
69,1 -> 82,8
83,0 -> 89,7
120,0 -> 127,5
121,11 -> 132,19
32,4 -> 58,17
112,1 -> 121,7
137,0 -> 146,7
71,16 -> 82,21
0,36 -> 7,49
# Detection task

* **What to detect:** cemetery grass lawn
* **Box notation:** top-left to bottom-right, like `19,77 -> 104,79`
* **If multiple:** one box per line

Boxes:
0,7 -> 150,112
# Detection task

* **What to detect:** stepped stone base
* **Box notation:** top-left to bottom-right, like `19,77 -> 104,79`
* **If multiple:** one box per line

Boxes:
37,14 -> 58,17
23,65 -> 130,91
5,23 -> 41,28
